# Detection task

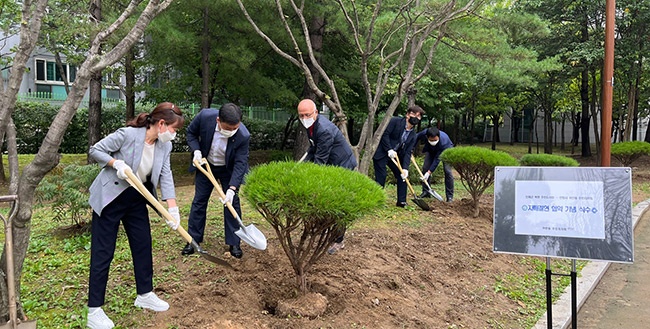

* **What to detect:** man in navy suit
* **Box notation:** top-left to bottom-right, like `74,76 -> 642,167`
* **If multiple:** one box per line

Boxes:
297,99 -> 357,254
373,105 -> 425,207
184,103 -> 250,258
416,127 -> 454,202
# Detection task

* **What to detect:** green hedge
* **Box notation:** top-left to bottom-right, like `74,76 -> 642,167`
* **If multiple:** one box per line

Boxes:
519,154 -> 579,167
611,141 -> 650,167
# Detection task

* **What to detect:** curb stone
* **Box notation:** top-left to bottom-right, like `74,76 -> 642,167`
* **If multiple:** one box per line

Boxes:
532,199 -> 650,329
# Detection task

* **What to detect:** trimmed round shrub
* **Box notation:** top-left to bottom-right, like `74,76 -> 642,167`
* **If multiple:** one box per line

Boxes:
243,161 -> 385,292
440,146 -> 518,217
611,141 -> 650,167
519,154 -> 579,167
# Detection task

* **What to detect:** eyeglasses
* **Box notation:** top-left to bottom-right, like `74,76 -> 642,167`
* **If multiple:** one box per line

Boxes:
298,111 -> 317,119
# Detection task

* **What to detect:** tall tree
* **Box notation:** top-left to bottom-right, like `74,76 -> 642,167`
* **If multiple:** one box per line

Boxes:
88,0 -> 103,164
0,0 -> 174,319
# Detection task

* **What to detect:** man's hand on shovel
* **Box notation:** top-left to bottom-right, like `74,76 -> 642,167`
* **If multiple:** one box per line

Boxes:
421,171 -> 430,183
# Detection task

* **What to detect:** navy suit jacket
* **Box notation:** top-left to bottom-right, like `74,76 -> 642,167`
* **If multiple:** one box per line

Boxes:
416,129 -> 454,172
186,108 -> 250,188
373,117 -> 417,169
305,115 -> 357,169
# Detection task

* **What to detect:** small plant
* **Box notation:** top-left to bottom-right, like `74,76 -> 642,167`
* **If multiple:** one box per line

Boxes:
440,146 -> 518,218
242,161 -> 385,293
611,141 -> 650,167
519,154 -> 579,167
36,163 -> 101,227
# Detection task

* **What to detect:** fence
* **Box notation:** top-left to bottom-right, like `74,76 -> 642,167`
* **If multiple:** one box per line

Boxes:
183,103 -> 293,123
17,92 -> 124,108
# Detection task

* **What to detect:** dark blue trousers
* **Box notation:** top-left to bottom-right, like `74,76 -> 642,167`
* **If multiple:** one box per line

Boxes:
187,164 -> 241,247
88,186 -> 152,307
421,153 -> 454,200
373,156 -> 407,203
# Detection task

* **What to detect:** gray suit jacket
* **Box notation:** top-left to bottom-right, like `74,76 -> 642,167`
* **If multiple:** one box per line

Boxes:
88,126 -> 176,216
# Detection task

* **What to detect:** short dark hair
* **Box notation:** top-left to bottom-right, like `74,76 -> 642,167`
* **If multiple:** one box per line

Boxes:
425,127 -> 440,138
407,105 -> 425,116
219,103 -> 243,125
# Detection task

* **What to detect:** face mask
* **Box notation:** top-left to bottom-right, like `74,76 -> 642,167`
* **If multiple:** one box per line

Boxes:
158,125 -> 176,143
217,123 -> 238,138
301,117 -> 315,129
428,140 -> 439,146
408,116 -> 420,126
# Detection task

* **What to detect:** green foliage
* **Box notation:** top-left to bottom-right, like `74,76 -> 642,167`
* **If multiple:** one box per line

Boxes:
243,161 -> 385,291
519,154 -> 579,167
611,141 -> 650,167
242,116 -> 296,150
440,146 -> 518,217
35,164 -> 101,226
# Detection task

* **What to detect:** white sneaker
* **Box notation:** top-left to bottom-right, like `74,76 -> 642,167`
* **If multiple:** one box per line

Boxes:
87,307 -> 114,329
134,291 -> 169,312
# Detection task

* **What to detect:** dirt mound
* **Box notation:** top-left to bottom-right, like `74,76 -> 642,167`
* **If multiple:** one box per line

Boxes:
132,199 -> 534,329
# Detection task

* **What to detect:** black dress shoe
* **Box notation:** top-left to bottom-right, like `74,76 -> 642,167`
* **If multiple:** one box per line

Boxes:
419,191 -> 432,198
446,197 -> 453,203
229,245 -> 243,259
181,243 -> 195,256
396,201 -> 407,208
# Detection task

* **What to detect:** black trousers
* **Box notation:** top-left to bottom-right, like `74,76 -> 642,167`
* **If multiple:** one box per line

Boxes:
187,164 -> 241,246
88,185 -> 153,307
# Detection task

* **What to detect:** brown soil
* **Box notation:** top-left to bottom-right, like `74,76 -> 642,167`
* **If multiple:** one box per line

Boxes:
133,154 -> 650,329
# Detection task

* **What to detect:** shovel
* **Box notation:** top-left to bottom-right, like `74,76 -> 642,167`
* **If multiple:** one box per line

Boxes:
389,156 -> 430,211
410,155 -> 444,202
0,195 -> 37,329
124,170 -> 232,268
193,159 -> 267,250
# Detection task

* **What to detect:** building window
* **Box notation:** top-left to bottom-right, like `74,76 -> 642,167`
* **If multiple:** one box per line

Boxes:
36,84 -> 52,97
35,59 -> 76,83
105,89 -> 121,99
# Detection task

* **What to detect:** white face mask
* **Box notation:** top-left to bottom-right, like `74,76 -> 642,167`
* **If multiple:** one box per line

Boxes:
217,123 -> 238,138
428,140 -> 439,146
158,125 -> 176,143
300,117 -> 315,129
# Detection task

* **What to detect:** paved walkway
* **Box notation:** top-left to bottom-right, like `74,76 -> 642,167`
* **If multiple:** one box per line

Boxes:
533,199 -> 650,329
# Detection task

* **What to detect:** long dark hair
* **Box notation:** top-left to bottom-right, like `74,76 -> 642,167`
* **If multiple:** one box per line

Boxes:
127,102 -> 185,128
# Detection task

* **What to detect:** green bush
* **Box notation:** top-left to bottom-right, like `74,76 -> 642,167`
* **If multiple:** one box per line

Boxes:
35,164 -> 101,227
440,146 -> 518,217
519,154 -> 579,167
611,141 -> 650,167
242,161 -> 385,292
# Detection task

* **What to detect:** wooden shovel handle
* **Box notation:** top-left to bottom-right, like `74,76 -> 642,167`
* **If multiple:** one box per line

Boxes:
124,169 -> 193,244
389,155 -> 418,196
192,159 -> 241,222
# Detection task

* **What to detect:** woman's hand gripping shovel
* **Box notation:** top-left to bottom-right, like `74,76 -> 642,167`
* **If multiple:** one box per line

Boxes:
123,169 -> 232,268
0,195 -> 37,329
410,154 -> 444,202
389,155 -> 430,211
193,159 -> 267,250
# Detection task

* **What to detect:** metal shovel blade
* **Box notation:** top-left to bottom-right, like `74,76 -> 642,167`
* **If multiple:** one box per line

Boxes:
235,218 -> 267,250
411,197 -> 431,211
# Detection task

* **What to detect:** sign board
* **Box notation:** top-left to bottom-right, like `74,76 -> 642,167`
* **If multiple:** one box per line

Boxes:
493,167 -> 633,263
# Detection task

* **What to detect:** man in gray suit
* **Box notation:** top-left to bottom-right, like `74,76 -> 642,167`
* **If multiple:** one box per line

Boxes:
185,103 -> 250,258
297,99 -> 357,254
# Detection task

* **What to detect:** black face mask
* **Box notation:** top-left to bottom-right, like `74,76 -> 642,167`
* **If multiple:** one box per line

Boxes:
408,116 -> 420,125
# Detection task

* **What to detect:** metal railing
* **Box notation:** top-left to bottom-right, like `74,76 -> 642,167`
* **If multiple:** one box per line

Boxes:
17,92 -> 124,108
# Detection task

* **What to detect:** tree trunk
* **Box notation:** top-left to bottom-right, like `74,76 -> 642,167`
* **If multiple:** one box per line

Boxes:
544,110 -> 553,154
0,0 -> 173,319
87,0 -> 102,165
201,6 -> 211,109
125,48 -> 136,121
579,28 -> 591,156
590,67 -> 600,154
294,15 -> 325,161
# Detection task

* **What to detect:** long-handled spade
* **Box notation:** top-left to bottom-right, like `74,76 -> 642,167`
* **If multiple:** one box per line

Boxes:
410,154 -> 444,202
193,159 -> 267,251
0,195 -> 37,329
389,156 -> 430,211
124,169 -> 232,268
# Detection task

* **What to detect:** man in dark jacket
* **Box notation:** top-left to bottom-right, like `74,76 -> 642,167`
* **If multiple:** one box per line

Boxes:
184,103 -> 250,258
297,99 -> 357,169
297,99 -> 357,254
416,127 -> 454,202
372,105 -> 425,207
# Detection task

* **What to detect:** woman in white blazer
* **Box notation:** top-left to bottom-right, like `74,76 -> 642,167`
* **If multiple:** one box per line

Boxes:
86,102 -> 184,329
